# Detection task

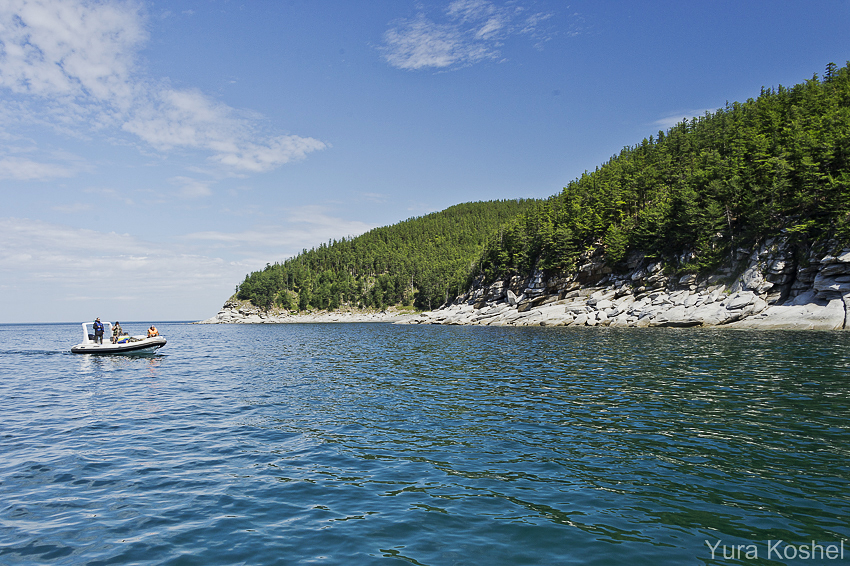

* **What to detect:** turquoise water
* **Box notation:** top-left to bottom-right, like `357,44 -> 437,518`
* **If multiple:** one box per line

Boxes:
1,322 -> 848,565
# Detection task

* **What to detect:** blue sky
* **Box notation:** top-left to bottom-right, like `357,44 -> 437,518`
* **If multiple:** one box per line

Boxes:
2,0 -> 849,323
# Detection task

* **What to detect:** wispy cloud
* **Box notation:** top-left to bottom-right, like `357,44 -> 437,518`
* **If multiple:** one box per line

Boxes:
0,210 -> 375,321
0,0 -> 144,111
0,216 -> 255,321
360,192 -> 388,203
0,0 -> 326,174
169,175 -> 212,199
653,108 -> 718,131
381,0 -> 555,70
83,186 -> 136,206
52,202 -> 92,213
0,216 -> 251,290
124,88 -> 327,172
185,206 -> 375,254
0,155 -> 75,180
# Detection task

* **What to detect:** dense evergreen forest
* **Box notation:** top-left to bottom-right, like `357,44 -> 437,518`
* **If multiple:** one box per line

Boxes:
235,200 -> 538,310
476,62 -> 850,283
236,62 -> 849,312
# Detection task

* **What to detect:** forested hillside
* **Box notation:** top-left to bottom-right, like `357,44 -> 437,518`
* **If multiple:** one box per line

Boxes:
235,200 -> 538,311
475,62 -> 850,283
234,62 -> 849,314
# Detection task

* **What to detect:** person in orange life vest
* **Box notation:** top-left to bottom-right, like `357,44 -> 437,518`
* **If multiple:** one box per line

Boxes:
147,325 -> 159,338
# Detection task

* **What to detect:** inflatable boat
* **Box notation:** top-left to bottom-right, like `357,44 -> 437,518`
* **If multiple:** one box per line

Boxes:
70,322 -> 166,355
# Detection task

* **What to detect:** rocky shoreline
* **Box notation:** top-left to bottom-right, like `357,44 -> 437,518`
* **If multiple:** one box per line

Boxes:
199,238 -> 850,331
196,302 -> 416,324
400,239 -> 850,330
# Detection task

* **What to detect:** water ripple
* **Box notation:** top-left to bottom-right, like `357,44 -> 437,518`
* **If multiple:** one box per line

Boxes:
1,323 -> 848,564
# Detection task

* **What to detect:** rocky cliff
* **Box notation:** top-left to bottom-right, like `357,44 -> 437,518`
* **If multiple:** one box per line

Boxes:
400,238 -> 850,330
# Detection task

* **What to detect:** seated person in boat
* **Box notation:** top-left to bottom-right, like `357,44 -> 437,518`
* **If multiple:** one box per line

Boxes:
111,322 -> 123,343
147,325 -> 159,338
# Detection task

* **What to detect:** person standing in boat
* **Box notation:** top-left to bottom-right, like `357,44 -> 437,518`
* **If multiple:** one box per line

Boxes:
111,321 -> 123,343
147,325 -> 159,338
93,318 -> 104,344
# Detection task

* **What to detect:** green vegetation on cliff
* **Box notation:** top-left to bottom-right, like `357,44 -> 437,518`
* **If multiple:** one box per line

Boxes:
236,62 -> 850,312
235,200 -> 538,311
477,62 -> 850,282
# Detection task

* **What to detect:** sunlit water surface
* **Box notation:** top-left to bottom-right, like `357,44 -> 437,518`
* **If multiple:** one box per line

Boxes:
1,322 -> 848,565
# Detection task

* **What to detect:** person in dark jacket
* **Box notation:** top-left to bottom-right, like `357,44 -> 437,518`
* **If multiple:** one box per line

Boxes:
93,318 -> 104,344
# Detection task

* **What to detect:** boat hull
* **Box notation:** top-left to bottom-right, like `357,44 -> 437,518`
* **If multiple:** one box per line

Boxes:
71,337 -> 166,355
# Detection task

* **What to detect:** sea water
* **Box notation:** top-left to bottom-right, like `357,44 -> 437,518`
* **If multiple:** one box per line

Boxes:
1,322 -> 848,565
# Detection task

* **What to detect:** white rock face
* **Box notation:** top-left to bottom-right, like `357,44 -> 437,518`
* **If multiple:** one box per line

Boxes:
729,298 -> 846,330
814,273 -> 850,295
201,242 -> 850,331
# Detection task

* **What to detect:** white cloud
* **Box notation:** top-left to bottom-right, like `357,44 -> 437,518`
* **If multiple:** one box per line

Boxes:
0,0 -> 144,112
0,0 -> 326,174
52,202 -> 92,213
0,155 -> 74,180
381,0 -> 554,70
210,135 -> 328,172
361,192 -> 388,203
124,88 -> 326,171
653,108 -> 717,131
0,212 -> 373,322
0,217 -> 222,280
169,175 -> 212,199
447,0 -> 508,39
0,216 -> 255,321
185,206 -> 375,254
122,86 -> 327,172
382,15 -> 489,70
83,185 -> 136,205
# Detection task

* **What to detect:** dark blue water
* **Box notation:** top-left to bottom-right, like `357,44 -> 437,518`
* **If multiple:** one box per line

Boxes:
1,322 -> 848,565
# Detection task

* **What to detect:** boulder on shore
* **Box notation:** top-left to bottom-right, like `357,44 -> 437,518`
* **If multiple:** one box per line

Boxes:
727,291 -> 846,330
